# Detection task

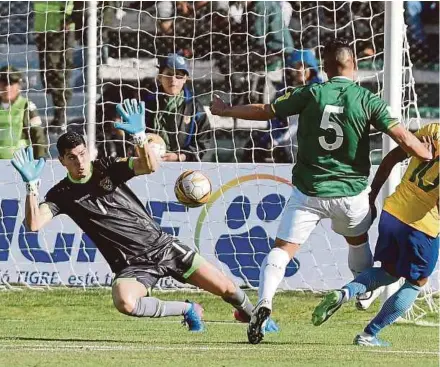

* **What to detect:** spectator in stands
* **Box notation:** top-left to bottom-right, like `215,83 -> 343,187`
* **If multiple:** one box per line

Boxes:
157,1 -> 209,34
288,1 -> 324,49
283,49 -> 322,89
242,49 -> 322,163
72,1 -> 119,65
143,53 -> 211,162
0,66 -> 47,159
251,1 -> 294,58
156,1 -> 214,57
404,1 -> 435,63
34,1 -> 75,134
221,1 -> 294,104
405,2 -> 426,46
97,54 -> 211,161
228,1 -> 294,58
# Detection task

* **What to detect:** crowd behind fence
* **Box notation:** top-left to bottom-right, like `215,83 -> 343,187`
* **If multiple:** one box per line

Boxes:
0,1 -> 438,163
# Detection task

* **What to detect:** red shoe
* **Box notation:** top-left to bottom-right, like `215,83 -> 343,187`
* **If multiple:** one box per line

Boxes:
234,309 -> 251,323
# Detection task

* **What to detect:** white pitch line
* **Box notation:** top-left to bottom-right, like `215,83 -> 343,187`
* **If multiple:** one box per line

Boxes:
0,344 -> 437,356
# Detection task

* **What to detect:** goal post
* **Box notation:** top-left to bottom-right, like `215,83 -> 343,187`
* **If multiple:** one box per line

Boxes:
382,0 -> 404,197
86,0 -> 98,158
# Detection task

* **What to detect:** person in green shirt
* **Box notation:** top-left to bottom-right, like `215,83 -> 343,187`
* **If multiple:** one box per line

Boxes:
0,66 -> 47,159
34,1 -> 74,133
210,38 -> 433,345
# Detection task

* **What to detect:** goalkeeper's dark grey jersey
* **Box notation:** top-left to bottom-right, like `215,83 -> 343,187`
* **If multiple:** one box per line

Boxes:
43,157 -> 172,272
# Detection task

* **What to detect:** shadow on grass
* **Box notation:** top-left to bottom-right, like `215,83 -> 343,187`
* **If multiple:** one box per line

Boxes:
0,336 -> 350,347
170,339 -> 350,346
0,336 -> 135,344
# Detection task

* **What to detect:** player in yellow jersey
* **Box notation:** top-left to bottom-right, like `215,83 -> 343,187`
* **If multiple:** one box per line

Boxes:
311,122 -> 439,347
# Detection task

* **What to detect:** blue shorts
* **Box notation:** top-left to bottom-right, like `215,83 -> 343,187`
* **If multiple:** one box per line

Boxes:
374,211 -> 439,281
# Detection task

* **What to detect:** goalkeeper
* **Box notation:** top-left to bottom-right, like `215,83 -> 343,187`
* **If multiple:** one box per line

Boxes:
210,38 -> 433,344
12,98 -> 277,333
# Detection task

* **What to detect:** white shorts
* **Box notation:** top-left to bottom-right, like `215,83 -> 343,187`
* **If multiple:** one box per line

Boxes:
276,186 -> 372,244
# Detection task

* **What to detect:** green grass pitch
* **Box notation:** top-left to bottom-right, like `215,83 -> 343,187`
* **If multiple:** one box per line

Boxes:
0,289 -> 437,367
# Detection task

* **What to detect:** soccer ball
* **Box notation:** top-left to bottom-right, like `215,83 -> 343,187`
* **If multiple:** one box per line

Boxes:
174,170 -> 212,207
146,133 -> 166,158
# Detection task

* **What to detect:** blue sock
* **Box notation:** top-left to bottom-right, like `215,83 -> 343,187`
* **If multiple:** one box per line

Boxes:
342,267 -> 398,299
365,281 -> 421,336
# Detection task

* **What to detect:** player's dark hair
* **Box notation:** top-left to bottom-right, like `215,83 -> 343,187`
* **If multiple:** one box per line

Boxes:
323,38 -> 355,72
57,131 -> 86,156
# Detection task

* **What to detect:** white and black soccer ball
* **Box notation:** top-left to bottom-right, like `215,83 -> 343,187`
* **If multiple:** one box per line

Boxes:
174,170 -> 212,207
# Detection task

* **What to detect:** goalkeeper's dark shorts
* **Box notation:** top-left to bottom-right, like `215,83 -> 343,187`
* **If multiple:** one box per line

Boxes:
112,241 -> 205,290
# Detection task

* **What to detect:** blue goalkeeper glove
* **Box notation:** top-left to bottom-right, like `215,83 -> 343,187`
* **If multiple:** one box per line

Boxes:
115,98 -> 146,146
11,146 -> 45,195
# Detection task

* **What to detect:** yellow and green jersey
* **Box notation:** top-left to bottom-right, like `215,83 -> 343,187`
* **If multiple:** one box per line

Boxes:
271,76 -> 399,197
384,123 -> 439,238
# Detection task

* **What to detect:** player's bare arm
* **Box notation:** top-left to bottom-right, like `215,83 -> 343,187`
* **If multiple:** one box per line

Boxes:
132,140 -> 158,175
25,199 -> 53,231
11,146 -> 52,231
387,124 -> 433,161
210,95 -> 275,121
369,146 -> 408,205
115,98 -> 159,175
370,132 -> 436,204
420,134 -> 438,158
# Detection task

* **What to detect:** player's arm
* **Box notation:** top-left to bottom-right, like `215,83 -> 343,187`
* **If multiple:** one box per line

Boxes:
386,125 -> 433,161
370,125 -> 437,204
11,147 -> 53,231
132,141 -> 158,175
210,95 -> 274,120
369,146 -> 408,205
25,197 -> 53,232
368,96 -> 433,161
210,87 -> 311,121
114,99 -> 159,175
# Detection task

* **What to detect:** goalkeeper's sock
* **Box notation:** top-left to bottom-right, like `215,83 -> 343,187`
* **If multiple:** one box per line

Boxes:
258,248 -> 291,305
342,267 -> 398,300
348,241 -> 373,278
223,287 -> 253,321
130,297 -> 190,318
364,281 -> 420,337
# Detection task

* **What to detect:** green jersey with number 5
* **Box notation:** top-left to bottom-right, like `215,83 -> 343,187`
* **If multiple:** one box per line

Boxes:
271,76 -> 399,197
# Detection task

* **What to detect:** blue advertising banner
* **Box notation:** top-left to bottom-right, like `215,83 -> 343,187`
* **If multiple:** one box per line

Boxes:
0,161 -> 437,291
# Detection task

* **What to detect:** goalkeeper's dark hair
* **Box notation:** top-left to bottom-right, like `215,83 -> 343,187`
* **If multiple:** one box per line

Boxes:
323,38 -> 355,72
57,131 -> 86,156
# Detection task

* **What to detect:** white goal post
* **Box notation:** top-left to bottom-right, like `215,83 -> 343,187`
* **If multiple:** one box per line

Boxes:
382,0 -> 404,195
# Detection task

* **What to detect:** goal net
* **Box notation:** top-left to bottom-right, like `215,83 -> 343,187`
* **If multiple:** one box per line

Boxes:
0,1 -> 437,319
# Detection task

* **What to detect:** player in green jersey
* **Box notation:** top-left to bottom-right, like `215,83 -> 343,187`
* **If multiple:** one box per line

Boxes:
210,38 -> 433,344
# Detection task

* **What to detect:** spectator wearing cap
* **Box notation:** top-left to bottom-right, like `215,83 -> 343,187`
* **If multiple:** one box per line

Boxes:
242,49 -> 323,164
283,49 -> 323,88
97,54 -> 211,161
141,53 -> 212,162
0,66 -> 47,159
